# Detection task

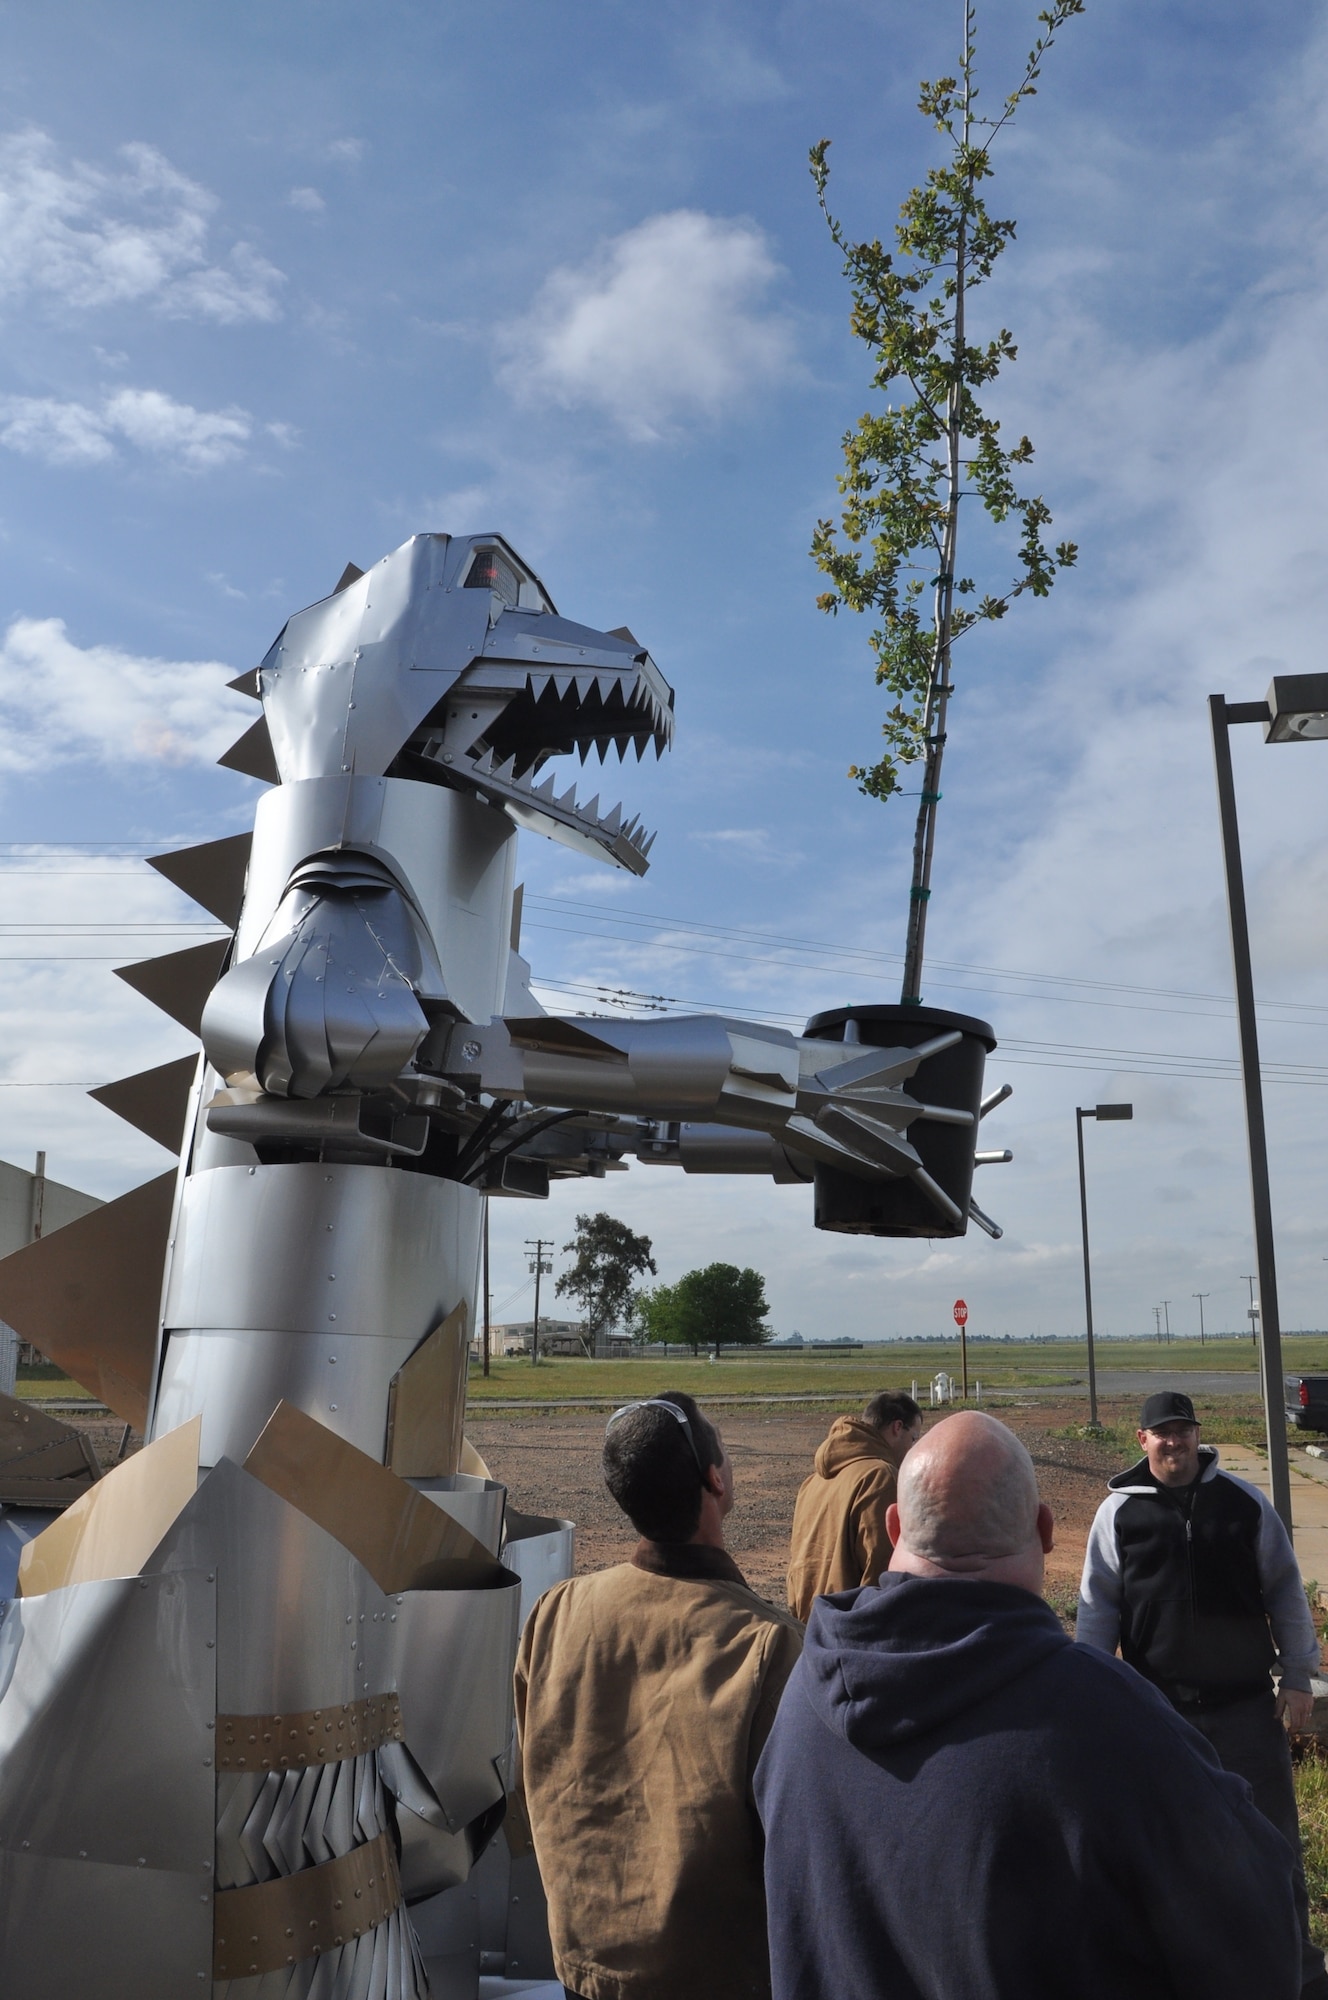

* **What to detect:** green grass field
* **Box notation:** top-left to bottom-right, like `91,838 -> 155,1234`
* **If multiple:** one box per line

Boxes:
16,1334 -> 1326,1414
464,1336 -> 1328,1405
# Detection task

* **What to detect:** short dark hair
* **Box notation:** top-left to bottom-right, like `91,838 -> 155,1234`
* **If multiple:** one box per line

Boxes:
603,1391 -> 721,1544
862,1391 -> 922,1432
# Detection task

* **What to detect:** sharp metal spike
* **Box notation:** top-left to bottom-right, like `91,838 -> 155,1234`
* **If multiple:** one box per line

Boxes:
575,673 -> 596,701
640,829 -> 657,856
580,795 -> 600,822
534,774 -> 557,800
614,734 -> 630,758
494,756 -> 517,783
556,785 -> 578,812
600,804 -> 622,835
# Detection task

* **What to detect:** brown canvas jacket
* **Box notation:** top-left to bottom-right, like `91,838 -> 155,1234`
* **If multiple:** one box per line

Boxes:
513,1546 -> 803,2000
786,1415 -> 899,1621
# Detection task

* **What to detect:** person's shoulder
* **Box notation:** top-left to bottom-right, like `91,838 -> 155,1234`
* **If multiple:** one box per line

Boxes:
525,1563 -> 637,1627
1209,1463 -> 1272,1510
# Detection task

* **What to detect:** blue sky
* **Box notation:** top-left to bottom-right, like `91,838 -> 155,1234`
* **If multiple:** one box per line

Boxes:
0,0 -> 1326,1346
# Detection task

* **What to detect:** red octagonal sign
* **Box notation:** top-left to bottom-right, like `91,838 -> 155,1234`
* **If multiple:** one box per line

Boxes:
953,1299 -> 968,1327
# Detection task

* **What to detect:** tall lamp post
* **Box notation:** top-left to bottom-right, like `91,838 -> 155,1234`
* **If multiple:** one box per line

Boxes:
1194,1292 -> 1210,1347
1210,671 -> 1328,1538
1076,1102 -> 1133,1428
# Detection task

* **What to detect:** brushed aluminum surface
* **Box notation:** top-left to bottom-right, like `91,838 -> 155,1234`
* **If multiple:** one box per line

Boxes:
155,1164 -> 481,1463
499,1513 -> 575,1632
392,1585 -> 520,1833
155,1327 -> 420,1467
0,1849 -> 214,1997
0,1570 -> 214,1993
234,776 -> 515,1028
145,1460 -> 398,1719
163,1162 -> 480,1337
410,1476 -> 506,1559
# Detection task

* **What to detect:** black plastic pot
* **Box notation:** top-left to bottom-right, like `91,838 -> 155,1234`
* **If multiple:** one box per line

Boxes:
804,1003 -> 997,1238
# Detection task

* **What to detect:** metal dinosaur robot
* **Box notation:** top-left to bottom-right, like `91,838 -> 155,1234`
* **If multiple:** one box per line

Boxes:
0,532 -> 1007,1998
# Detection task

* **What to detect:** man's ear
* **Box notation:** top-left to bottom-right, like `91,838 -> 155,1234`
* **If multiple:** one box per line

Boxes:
885,1502 -> 902,1548
1036,1502 -> 1055,1554
703,1462 -> 725,1498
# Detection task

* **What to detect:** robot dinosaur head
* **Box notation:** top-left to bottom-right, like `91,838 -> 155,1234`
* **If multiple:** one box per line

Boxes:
244,532 -> 674,874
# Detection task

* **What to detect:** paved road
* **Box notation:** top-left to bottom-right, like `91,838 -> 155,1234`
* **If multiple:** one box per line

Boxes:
1042,1369 -> 1262,1398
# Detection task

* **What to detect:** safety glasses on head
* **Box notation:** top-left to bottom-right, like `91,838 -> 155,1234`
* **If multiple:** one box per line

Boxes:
605,1397 -> 708,1473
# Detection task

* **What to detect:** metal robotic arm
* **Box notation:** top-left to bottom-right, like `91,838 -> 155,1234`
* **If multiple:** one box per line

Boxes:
433,1012 -> 981,1231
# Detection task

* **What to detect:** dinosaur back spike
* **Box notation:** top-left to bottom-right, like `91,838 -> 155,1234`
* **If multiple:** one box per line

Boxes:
89,1055 -> 200,1154
218,715 -> 280,784
115,939 -> 230,1037
0,1173 -> 177,1430
147,832 -> 252,927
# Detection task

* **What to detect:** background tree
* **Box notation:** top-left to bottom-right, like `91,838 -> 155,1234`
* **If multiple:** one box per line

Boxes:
811,1 -> 1083,1002
635,1263 -> 771,1356
556,1211 -> 657,1350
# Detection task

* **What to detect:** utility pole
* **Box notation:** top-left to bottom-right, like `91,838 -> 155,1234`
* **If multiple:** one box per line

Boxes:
525,1237 -> 554,1366
1162,1300 -> 1171,1345
1152,1305 -> 1163,1344
482,1200 -> 491,1378
1242,1274 -> 1259,1350
1193,1292 -> 1210,1347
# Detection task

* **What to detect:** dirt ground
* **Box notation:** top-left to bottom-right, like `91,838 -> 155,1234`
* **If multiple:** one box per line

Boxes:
467,1394 -> 1138,1611
60,1394 -> 1172,1614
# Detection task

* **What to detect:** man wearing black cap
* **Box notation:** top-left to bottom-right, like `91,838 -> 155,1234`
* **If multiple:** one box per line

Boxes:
1078,1389 -> 1325,1996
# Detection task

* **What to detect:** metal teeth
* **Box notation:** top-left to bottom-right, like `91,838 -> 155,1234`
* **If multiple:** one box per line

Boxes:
430,736 -> 656,870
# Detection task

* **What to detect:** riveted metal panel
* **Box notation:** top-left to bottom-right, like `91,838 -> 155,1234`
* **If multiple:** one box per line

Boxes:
155,1327 -> 420,1468
163,1164 -> 481,1341
234,777 -> 514,1027
0,1569 -> 215,1869
0,1849 -> 213,1997
145,1460 -> 398,1721
392,1584 -> 520,1832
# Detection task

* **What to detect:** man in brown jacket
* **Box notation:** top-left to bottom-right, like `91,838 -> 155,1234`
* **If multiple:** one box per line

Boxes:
786,1390 -> 922,1620
514,1390 -> 803,2000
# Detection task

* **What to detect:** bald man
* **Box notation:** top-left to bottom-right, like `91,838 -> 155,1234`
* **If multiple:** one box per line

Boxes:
755,1412 -> 1301,2000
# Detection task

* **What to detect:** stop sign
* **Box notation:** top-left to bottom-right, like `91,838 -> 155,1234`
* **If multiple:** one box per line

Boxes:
953,1299 -> 968,1327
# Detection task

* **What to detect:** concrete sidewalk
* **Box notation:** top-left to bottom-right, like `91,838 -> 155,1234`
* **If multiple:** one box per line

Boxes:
1218,1444 -> 1328,1590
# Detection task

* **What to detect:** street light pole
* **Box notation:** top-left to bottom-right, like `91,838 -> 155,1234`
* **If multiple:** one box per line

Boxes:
1194,1292 -> 1209,1347
1076,1102 -> 1132,1429
1161,1300 -> 1171,1345
1206,677 -> 1328,1538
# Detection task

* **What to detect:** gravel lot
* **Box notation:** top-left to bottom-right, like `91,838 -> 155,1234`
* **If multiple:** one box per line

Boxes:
468,1396 -> 1134,1608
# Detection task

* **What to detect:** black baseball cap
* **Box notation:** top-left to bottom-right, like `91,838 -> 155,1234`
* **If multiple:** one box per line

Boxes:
1140,1390 -> 1198,1430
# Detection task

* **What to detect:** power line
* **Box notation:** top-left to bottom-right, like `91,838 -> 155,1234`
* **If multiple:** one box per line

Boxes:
523,897 -> 1328,1026
529,976 -> 1328,1087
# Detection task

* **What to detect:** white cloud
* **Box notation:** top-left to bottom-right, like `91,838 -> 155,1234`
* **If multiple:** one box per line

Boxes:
690,826 -> 801,866
0,617 -> 248,773
324,138 -> 365,164
0,387 -> 258,468
287,187 -> 325,214
0,396 -> 112,464
0,129 -> 284,323
103,388 -> 250,467
498,210 -> 798,440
